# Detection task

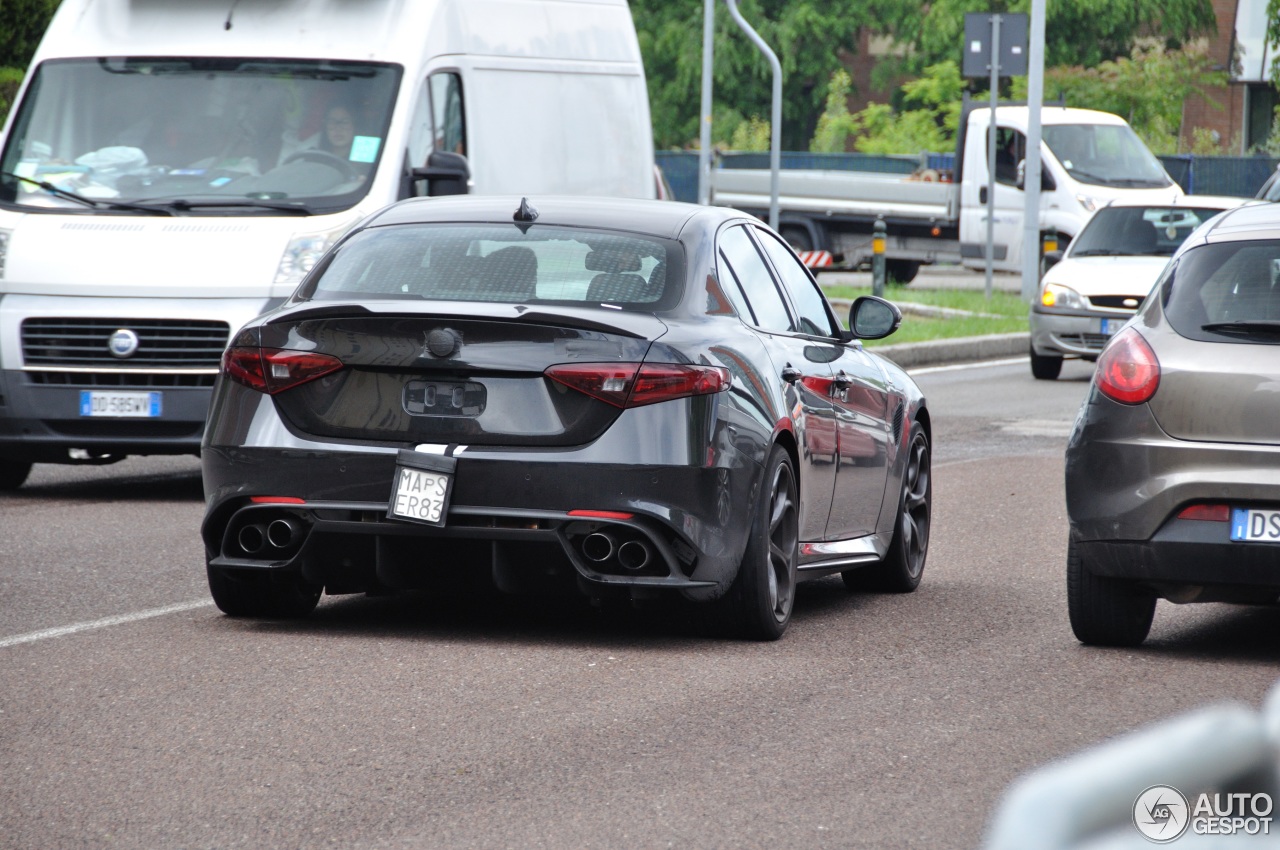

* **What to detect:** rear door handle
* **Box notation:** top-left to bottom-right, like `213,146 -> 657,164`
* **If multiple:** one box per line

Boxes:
781,365 -> 802,384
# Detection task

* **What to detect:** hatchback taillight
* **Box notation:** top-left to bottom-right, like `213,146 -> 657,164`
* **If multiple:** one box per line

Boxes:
223,346 -> 344,395
545,362 -> 730,408
1096,328 -> 1160,405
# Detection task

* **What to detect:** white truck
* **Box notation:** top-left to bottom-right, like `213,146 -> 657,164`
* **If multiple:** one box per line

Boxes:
0,0 -> 656,488
711,104 -> 1183,282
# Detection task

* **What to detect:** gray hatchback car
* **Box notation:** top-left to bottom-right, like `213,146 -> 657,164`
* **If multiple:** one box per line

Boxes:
1065,202 -> 1280,646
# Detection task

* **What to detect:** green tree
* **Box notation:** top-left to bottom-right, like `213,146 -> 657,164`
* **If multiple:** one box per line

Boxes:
878,0 -> 1217,79
631,0 -> 891,150
0,0 -> 57,68
1010,40 -> 1227,154
633,0 -> 1217,152
812,62 -> 964,154
0,0 -> 58,120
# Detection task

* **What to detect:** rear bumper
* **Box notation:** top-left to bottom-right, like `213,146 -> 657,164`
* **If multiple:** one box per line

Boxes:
1077,522 -> 1280,597
201,433 -> 761,599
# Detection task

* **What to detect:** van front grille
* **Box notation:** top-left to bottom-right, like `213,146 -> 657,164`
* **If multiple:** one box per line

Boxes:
21,318 -> 229,369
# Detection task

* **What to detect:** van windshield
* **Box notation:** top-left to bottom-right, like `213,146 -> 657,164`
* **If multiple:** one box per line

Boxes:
0,58 -> 401,215
1042,123 -> 1172,189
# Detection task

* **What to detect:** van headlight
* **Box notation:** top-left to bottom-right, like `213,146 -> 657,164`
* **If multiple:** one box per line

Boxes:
274,219 -> 358,286
1076,193 -> 1099,213
1041,282 -> 1085,310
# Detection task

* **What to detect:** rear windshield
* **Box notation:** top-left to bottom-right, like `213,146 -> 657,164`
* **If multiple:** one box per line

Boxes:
1071,206 -> 1229,258
303,223 -> 682,308
1161,240 -> 1280,344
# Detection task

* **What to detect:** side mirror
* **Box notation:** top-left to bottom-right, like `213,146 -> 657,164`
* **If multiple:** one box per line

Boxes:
848,295 -> 902,340
411,150 -> 471,197
1017,159 -> 1057,191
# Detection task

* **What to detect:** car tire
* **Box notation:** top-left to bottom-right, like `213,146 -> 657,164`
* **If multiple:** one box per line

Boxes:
842,419 -> 930,593
207,564 -> 322,619
1030,345 -> 1063,380
0,459 -> 33,490
886,259 -> 921,285
725,445 -> 798,640
1066,535 -> 1155,647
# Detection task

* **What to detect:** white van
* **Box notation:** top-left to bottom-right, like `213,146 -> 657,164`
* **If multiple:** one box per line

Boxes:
0,0 -> 656,488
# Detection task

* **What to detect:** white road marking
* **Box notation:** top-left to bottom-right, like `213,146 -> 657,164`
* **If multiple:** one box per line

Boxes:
0,599 -> 214,649
908,356 -> 1028,376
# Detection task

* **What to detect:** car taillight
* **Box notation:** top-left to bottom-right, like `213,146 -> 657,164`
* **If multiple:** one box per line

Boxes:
1096,328 -> 1160,405
223,346 -> 343,395
545,362 -> 730,408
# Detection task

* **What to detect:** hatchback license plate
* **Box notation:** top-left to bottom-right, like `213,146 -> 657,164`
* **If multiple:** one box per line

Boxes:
79,390 -> 162,418
387,450 -> 456,527
1230,508 -> 1280,543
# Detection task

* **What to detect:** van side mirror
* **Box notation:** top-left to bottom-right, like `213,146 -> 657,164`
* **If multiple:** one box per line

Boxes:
411,150 -> 470,197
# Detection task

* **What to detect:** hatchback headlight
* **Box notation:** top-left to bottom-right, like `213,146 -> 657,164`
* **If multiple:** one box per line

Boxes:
1041,282 -> 1085,310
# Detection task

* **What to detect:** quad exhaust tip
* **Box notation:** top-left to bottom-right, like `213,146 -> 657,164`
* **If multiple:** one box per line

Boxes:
617,540 -> 651,571
582,532 -> 616,562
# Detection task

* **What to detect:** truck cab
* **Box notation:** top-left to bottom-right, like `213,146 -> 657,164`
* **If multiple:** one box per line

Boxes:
957,105 -> 1182,272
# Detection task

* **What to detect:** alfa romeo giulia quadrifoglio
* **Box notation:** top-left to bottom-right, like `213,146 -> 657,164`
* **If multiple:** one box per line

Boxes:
200,196 -> 931,639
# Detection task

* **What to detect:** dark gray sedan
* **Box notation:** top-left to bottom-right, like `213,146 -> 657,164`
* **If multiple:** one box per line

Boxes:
1066,202 -> 1280,646
201,196 -> 931,639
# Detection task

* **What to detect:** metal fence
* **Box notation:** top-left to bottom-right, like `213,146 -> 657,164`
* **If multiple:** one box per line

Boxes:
655,150 -> 1280,204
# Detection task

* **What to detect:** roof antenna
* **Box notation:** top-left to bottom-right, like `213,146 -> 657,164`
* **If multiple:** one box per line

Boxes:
224,0 -> 242,30
513,197 -> 539,223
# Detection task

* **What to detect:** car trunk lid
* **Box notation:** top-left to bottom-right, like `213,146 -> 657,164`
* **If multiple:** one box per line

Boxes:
258,304 -> 664,447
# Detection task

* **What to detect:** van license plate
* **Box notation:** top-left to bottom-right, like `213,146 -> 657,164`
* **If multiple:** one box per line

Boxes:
388,465 -> 453,526
1231,509 -> 1280,543
79,391 -> 162,418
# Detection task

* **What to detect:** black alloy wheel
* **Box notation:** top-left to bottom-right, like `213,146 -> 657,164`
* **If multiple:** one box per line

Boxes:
730,445 -> 799,640
844,419 -> 930,592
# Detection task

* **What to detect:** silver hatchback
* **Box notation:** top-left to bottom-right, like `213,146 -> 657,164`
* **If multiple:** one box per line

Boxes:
1065,202 -> 1280,646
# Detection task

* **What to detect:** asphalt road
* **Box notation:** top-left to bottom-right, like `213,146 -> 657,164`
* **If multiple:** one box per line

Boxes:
3,358 -> 1279,850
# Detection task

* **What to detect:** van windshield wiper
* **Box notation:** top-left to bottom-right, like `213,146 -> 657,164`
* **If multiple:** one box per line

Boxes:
152,198 -> 313,215
1,170 -> 175,215
1201,320 -> 1280,336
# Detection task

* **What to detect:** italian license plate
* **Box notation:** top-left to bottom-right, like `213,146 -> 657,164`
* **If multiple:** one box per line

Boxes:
79,390 -> 162,418
1231,509 -> 1280,543
1100,318 -> 1116,335
387,449 -> 456,527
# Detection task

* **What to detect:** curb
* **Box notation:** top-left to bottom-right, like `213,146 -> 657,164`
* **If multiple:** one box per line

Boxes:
869,332 -> 1030,370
